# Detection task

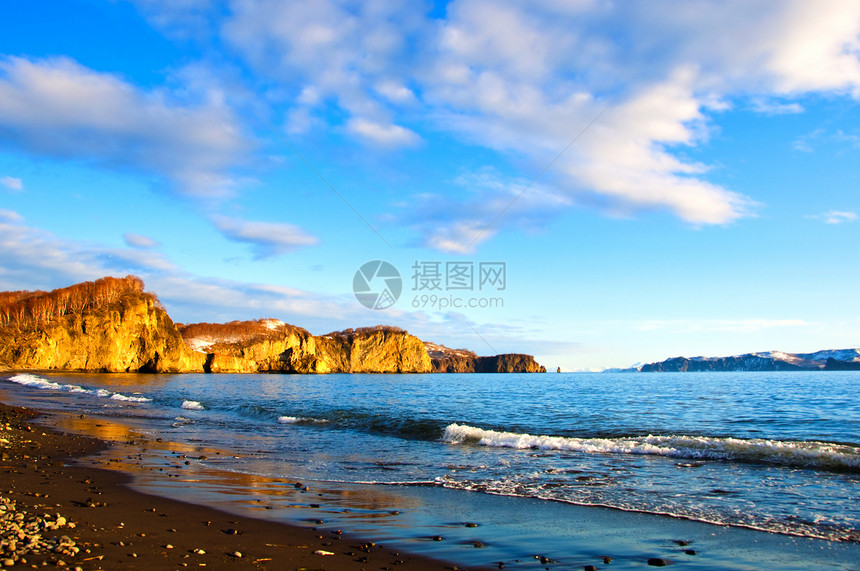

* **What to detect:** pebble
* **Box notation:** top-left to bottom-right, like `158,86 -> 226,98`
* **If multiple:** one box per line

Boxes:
647,558 -> 671,566
231,551 -> 242,558
0,496 -> 78,563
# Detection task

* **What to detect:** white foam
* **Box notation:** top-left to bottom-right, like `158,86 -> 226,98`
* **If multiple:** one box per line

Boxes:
277,415 -> 327,424
8,373 -> 65,390
181,400 -> 205,411
442,424 -> 860,472
110,393 -> 151,403
6,373 -> 151,403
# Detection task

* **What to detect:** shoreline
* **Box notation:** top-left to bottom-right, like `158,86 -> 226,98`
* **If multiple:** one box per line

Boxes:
4,375 -> 860,570
0,399 -> 480,570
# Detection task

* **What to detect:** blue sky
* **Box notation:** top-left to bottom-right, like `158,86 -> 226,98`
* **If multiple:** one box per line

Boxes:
1,0 -> 859,370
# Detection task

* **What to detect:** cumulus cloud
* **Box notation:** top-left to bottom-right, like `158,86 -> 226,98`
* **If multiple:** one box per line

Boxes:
211,215 -> 319,258
0,56 -> 250,197
222,0 -> 426,149
0,176 -> 23,191
74,1 -> 860,249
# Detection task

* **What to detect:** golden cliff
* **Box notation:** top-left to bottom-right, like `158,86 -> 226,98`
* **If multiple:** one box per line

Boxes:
0,277 -> 204,373
1,277 -> 544,374
181,321 -> 432,374
424,342 -> 547,373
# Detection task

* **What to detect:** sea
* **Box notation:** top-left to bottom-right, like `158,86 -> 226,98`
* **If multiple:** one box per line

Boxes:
2,371 -> 859,570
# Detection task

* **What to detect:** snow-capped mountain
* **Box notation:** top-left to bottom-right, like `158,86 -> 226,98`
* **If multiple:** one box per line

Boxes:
622,348 -> 860,372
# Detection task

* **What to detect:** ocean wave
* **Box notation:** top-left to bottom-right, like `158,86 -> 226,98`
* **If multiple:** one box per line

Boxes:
110,393 -> 151,403
6,373 -> 152,403
277,415 -> 328,424
442,423 -> 860,472
181,400 -> 205,411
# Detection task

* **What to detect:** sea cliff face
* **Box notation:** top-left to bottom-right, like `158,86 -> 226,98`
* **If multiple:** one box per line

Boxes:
0,289 -> 205,373
182,322 -> 432,374
1,277 -> 545,375
425,342 -> 547,373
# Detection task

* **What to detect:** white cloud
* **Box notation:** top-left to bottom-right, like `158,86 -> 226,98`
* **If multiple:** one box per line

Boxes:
0,212 -> 359,328
1,176 -> 23,191
425,221 -> 495,255
404,167 -> 572,253
808,210 -> 858,225
415,0 -> 860,243
0,209 -> 23,222
748,98 -> 804,115
374,81 -> 417,104
346,118 -> 421,147
113,1 -> 860,249
222,0 -> 425,148
211,215 -> 319,258
0,56 -> 250,197
0,211 -> 174,287
123,233 -> 160,249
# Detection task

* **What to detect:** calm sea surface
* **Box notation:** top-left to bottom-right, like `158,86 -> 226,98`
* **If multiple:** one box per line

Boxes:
3,371 -> 859,568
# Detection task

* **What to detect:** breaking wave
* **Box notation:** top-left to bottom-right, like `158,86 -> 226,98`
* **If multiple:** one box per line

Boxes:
277,415 -> 328,425
6,373 -> 151,403
181,400 -> 205,411
442,423 -> 860,473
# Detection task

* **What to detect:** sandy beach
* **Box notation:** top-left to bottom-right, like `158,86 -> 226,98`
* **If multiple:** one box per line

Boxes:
0,400 -> 478,570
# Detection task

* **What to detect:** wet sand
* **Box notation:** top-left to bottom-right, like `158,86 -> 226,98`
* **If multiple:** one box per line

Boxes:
0,400 -> 481,570
4,395 -> 860,571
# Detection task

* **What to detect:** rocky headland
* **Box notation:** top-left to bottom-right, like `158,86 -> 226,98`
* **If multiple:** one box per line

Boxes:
424,342 -> 546,373
180,321 -> 432,374
624,348 -> 860,372
0,276 -> 203,373
0,276 -> 545,374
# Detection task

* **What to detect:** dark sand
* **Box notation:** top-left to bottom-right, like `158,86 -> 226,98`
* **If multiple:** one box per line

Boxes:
0,400 -> 482,570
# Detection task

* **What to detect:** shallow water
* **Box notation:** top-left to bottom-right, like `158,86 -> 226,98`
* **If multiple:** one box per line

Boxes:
3,371 -> 860,569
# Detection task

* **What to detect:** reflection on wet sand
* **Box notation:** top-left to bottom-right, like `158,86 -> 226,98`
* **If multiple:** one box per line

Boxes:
51,410 -> 426,531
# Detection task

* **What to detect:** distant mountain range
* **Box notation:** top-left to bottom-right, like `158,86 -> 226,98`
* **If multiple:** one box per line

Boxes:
615,349 -> 860,372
